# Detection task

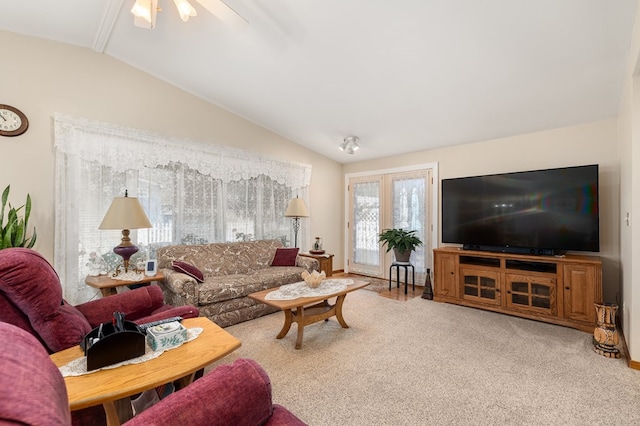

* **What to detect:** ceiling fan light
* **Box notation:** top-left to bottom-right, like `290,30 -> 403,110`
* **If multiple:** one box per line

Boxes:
195,0 -> 249,28
131,0 -> 157,28
131,0 -> 151,20
174,0 -> 198,22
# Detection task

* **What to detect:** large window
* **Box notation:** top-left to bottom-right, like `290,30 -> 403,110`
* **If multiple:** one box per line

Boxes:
54,115 -> 310,303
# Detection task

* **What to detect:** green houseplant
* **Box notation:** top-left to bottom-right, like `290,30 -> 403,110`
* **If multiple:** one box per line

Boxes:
0,185 -> 37,249
378,228 -> 422,263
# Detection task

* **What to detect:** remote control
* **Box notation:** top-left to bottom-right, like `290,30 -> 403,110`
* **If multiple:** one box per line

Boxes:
138,316 -> 183,332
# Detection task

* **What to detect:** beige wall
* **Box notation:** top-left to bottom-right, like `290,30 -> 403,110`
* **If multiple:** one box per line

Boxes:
0,31 -> 344,267
619,3 -> 640,363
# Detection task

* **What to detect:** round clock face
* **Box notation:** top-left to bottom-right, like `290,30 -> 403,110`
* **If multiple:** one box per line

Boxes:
0,105 -> 29,137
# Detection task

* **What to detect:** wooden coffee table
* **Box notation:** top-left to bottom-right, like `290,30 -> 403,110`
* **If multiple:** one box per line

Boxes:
50,317 -> 241,426
249,279 -> 369,349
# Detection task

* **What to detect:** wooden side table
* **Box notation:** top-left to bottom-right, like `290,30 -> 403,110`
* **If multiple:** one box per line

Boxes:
85,273 -> 165,297
50,317 -> 241,425
299,253 -> 334,277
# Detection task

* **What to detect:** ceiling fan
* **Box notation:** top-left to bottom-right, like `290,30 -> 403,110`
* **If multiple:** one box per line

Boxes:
131,0 -> 247,29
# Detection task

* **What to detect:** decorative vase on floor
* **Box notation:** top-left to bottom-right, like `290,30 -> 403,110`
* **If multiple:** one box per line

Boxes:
422,268 -> 433,300
593,302 -> 620,358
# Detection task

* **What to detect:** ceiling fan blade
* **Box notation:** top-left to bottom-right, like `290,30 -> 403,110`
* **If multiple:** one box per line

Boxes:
195,0 -> 248,28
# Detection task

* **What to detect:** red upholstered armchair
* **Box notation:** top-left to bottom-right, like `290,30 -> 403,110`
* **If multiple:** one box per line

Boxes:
0,322 -> 307,426
0,248 -> 200,425
0,248 -> 199,354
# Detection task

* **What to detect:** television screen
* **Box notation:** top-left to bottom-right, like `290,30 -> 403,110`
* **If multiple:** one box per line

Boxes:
441,165 -> 599,254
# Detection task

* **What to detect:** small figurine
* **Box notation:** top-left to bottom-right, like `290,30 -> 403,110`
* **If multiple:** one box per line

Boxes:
86,251 -> 108,276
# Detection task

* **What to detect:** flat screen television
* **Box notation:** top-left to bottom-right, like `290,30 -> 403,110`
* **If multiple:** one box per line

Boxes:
441,164 -> 599,255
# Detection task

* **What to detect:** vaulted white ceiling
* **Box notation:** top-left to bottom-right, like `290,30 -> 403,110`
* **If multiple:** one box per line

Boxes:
0,0 -> 637,163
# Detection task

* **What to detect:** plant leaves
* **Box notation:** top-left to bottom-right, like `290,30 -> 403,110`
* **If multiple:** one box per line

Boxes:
0,186 -> 37,250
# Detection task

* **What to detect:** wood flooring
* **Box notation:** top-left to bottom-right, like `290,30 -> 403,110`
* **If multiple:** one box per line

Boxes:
333,272 -> 425,301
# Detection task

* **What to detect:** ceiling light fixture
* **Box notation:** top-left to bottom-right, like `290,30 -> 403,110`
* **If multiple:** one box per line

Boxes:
131,0 -> 248,29
339,136 -> 360,155
174,0 -> 197,21
131,0 -> 158,28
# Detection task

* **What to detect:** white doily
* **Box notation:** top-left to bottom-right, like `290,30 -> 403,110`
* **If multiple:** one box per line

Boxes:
114,272 -> 144,282
265,278 -> 355,300
59,327 -> 203,377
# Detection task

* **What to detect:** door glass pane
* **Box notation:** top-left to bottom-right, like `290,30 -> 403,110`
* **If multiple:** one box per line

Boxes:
511,282 -> 529,293
532,297 -> 551,309
531,284 -> 550,296
392,177 -> 425,273
481,289 -> 496,299
512,294 -> 529,305
480,277 -> 495,288
464,275 -> 477,285
352,181 -> 380,266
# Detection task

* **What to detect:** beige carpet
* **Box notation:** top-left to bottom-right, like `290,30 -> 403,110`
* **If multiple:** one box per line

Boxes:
209,290 -> 640,425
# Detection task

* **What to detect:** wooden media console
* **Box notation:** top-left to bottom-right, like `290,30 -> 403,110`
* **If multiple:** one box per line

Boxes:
433,247 -> 602,332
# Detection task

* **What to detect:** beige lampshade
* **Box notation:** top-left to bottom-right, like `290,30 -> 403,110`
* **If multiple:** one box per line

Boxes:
284,197 -> 309,218
99,195 -> 152,230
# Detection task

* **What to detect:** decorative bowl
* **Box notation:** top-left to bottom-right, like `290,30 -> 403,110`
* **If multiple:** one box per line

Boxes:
301,270 -> 326,288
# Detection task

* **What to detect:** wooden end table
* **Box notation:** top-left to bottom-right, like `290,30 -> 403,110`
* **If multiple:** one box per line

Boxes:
85,273 -> 164,297
249,279 -> 368,349
299,252 -> 334,277
50,317 -> 241,426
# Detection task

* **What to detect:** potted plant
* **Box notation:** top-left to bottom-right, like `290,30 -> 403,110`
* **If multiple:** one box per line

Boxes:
0,185 -> 37,249
378,228 -> 422,263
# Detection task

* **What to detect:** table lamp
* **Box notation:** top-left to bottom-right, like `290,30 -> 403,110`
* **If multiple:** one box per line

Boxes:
99,190 -> 152,277
284,196 -> 309,248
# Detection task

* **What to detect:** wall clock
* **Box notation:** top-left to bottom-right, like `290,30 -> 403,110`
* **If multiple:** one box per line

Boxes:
0,104 -> 29,137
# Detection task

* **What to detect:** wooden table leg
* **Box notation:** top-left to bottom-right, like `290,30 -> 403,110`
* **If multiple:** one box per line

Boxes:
295,306 -> 305,350
103,397 -> 133,426
334,294 -> 349,328
174,372 -> 196,391
277,308 -> 293,339
101,288 -> 117,298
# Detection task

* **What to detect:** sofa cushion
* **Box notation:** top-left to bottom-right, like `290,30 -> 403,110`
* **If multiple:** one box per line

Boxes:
172,261 -> 204,283
198,275 -> 264,304
271,248 -> 299,266
158,240 -> 282,277
255,267 -> 305,289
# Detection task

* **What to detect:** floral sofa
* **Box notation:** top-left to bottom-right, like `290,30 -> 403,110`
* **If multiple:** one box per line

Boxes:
156,240 -> 319,327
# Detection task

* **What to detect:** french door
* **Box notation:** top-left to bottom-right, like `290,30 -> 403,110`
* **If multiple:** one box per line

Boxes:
347,166 -> 435,281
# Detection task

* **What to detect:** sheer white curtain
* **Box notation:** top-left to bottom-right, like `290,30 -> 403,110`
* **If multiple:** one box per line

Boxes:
54,114 -> 311,304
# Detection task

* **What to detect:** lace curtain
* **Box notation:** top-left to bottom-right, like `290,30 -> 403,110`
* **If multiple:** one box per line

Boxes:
54,114 -> 311,304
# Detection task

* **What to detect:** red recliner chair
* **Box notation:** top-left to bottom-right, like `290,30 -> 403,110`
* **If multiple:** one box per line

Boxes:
0,322 -> 307,426
0,248 -> 199,354
0,248 -> 200,426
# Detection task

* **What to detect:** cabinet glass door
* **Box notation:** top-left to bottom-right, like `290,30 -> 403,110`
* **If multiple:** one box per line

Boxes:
460,268 -> 501,305
506,274 -> 556,315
